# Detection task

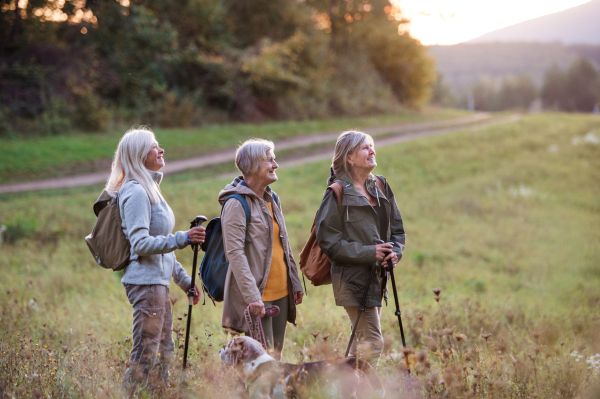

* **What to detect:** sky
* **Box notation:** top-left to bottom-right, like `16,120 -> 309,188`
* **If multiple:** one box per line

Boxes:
396,0 -> 591,45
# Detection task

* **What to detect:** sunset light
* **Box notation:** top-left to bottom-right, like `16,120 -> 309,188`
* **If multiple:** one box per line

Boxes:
397,0 -> 591,45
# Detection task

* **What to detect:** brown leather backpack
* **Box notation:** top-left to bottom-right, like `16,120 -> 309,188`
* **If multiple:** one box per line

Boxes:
299,176 -> 385,286
85,190 -> 131,271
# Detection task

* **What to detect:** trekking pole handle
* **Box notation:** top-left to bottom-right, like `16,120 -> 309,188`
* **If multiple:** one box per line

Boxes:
190,215 -> 208,229
374,239 -> 394,270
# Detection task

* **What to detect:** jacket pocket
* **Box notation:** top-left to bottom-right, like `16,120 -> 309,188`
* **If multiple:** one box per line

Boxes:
344,206 -> 367,224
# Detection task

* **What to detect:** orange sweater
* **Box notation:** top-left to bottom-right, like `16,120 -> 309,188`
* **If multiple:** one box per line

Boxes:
262,202 -> 289,301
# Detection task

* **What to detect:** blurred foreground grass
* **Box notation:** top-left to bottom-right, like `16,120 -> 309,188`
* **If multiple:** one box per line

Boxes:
1,113 -> 599,398
0,108 -> 467,184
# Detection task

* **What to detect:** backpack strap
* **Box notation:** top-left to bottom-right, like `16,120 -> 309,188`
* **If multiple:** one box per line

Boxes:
327,182 -> 344,215
272,191 -> 280,207
222,194 -> 252,243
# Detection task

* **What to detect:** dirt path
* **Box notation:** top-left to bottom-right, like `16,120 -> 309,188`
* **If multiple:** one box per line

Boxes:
0,113 -> 520,194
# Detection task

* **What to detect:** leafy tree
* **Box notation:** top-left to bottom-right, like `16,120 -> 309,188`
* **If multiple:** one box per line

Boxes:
496,73 -> 537,110
541,64 -> 566,110
563,57 -> 598,112
0,0 -> 437,135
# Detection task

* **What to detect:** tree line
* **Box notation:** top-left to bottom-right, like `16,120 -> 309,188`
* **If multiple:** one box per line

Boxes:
0,0 -> 435,136
433,56 -> 600,112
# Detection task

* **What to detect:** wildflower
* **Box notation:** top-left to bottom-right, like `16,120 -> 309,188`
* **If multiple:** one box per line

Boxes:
434,295 -> 440,303
465,349 -> 474,361
432,288 -> 441,296
322,334 -> 330,341
311,332 -> 320,339
455,334 -> 467,342
481,333 -> 492,342
80,341 -> 83,344
425,336 -> 438,352
403,347 -> 415,356
442,327 -> 454,336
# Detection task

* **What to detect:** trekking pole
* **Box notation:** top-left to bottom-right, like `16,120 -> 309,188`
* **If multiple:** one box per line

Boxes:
181,215 -> 207,385
345,244 -> 379,358
374,239 -> 410,372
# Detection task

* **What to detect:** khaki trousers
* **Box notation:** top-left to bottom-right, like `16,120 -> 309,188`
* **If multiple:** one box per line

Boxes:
122,284 -> 174,390
344,306 -> 383,365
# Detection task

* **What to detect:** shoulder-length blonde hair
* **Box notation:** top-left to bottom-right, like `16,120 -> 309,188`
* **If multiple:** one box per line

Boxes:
331,130 -> 374,179
105,126 -> 165,205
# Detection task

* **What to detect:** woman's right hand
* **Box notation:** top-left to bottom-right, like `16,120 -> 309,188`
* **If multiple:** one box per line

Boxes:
375,242 -> 394,260
187,226 -> 206,244
249,299 -> 266,317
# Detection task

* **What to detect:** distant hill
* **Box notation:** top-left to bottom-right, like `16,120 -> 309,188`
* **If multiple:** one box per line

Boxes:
428,42 -> 600,90
469,0 -> 600,45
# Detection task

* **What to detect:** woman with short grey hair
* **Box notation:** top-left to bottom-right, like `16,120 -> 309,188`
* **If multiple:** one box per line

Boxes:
106,126 -> 206,391
219,138 -> 304,360
315,130 -> 406,365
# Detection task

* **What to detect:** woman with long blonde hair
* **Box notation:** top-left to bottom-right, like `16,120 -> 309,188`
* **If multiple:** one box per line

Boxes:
107,126 -> 205,391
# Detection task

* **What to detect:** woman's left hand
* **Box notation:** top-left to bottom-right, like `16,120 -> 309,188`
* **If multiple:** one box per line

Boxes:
294,291 -> 304,305
383,251 -> 399,269
192,284 -> 201,305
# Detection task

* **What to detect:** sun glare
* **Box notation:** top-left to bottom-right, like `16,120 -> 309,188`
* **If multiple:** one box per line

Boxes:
395,0 -> 591,45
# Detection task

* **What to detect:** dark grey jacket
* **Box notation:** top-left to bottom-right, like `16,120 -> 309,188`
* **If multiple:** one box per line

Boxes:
315,173 -> 405,307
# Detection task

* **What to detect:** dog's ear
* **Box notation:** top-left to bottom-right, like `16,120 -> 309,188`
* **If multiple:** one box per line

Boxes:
242,337 -> 264,360
230,337 -> 245,366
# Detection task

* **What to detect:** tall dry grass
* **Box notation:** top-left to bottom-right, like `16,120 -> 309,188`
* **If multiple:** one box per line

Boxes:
1,112 -> 600,398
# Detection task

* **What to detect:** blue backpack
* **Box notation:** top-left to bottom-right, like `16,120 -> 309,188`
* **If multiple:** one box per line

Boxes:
199,191 -> 279,304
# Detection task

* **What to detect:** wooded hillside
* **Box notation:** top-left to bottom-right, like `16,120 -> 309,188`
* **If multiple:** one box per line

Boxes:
0,0 -> 436,136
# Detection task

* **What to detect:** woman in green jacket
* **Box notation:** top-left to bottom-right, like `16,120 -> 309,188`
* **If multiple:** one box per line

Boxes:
315,130 -> 405,365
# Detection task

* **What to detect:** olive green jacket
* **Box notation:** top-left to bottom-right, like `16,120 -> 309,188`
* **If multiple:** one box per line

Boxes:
315,174 -> 405,307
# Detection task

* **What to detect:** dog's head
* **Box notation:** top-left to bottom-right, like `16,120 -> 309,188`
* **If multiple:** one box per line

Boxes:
219,336 -> 266,367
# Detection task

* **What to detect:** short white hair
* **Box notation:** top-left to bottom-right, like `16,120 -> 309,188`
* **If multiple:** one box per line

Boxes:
235,139 -> 275,176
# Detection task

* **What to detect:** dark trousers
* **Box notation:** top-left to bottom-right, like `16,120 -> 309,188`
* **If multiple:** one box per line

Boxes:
263,295 -> 289,360
122,284 -> 174,390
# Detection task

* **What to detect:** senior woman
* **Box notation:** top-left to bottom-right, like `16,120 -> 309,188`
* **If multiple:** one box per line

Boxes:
219,138 -> 303,360
105,126 -> 205,390
315,130 -> 405,365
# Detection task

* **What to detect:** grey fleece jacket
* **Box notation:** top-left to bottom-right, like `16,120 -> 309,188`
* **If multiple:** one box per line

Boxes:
118,171 -> 191,291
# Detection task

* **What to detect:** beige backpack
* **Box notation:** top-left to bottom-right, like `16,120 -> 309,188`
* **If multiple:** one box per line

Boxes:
85,190 -> 131,271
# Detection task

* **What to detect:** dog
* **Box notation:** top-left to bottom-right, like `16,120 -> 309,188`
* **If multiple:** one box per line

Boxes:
219,336 -> 384,399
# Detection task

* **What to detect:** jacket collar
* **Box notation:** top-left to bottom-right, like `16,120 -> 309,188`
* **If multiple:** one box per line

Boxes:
333,173 -> 387,207
218,175 -> 275,204
148,170 -> 163,186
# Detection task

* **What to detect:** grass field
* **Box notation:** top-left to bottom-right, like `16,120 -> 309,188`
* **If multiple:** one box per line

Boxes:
0,108 -> 468,184
1,113 -> 599,398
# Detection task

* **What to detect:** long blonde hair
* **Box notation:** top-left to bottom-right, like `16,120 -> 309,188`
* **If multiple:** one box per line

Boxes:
105,126 -> 165,205
331,130 -> 374,179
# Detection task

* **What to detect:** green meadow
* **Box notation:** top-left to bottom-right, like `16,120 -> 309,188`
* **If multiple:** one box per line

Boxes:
0,109 -> 467,185
1,113 -> 599,398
